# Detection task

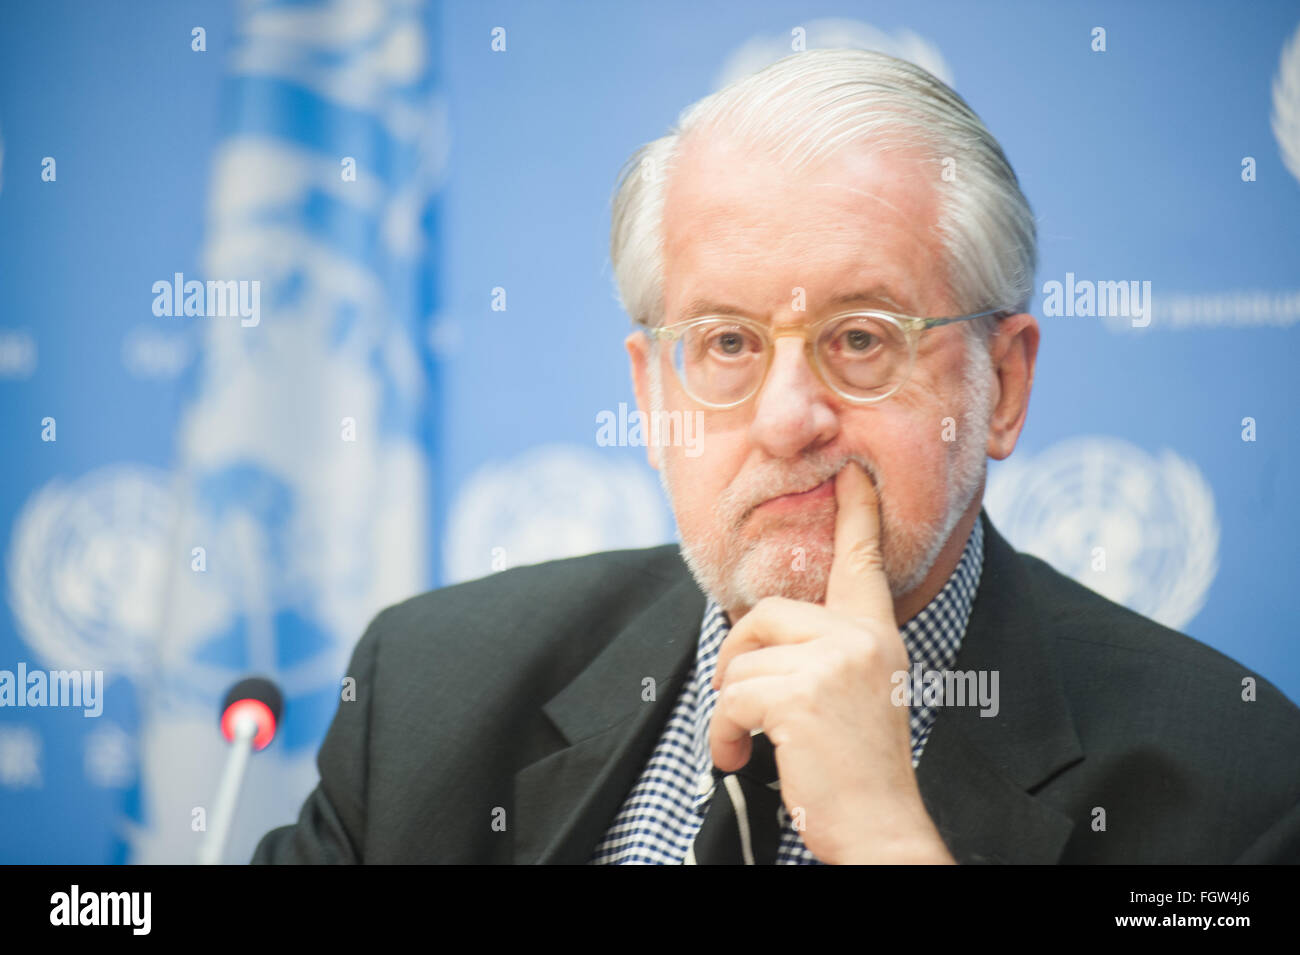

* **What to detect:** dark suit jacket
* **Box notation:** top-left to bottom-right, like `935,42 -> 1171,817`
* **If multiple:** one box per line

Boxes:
252,512 -> 1300,863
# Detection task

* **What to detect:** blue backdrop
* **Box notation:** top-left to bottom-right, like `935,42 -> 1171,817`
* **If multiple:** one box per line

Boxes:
1,0 -> 1297,863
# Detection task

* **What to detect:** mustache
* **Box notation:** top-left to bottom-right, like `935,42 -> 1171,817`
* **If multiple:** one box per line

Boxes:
722,450 -> 882,529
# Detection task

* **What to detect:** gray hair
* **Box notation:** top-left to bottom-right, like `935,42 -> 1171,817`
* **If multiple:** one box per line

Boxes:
609,47 -> 1037,347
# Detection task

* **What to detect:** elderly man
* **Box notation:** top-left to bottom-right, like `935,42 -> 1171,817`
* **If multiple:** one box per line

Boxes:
253,49 -> 1300,864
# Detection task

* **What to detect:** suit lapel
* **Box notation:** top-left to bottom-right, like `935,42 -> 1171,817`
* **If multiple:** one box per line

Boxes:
916,512 -> 1085,863
513,571 -> 704,864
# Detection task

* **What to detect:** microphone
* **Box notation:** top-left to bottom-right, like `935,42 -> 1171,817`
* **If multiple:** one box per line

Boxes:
197,677 -> 284,865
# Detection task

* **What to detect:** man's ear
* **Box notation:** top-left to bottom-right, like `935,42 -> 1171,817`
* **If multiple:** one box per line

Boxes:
985,312 -> 1039,461
625,330 -> 660,470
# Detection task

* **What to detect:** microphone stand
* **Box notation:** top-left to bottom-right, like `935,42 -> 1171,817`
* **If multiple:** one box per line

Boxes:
197,712 -> 259,865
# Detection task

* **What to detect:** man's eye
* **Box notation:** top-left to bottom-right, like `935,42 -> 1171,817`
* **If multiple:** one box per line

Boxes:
706,330 -> 754,356
839,328 -> 880,353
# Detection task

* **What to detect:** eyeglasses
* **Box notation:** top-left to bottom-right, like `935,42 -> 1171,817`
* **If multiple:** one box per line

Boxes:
646,306 -> 1013,409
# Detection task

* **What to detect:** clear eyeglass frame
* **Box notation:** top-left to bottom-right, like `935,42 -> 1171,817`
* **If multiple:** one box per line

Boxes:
645,305 -> 1015,409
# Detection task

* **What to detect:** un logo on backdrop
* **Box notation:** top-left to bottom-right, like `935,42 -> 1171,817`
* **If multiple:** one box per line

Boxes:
7,466 -> 174,678
5,463 -> 347,752
1273,20 -> 1300,188
443,444 -> 671,584
985,437 -> 1219,631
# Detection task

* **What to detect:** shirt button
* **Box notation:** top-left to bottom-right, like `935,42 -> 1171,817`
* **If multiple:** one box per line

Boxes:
696,770 -> 714,796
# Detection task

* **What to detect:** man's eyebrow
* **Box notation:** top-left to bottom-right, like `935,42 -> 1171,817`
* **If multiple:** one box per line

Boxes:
676,287 -> 909,321
825,288 -> 909,312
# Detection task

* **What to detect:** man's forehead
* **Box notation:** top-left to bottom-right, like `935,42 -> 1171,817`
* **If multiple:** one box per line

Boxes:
663,138 -> 942,300
662,142 -> 942,321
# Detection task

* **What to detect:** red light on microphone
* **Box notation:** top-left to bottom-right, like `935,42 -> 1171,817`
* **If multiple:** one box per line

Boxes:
220,698 -> 277,750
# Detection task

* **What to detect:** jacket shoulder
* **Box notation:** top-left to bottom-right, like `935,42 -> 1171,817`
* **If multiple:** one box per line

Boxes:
359,543 -> 689,697
253,544 -> 692,864
1013,549 -> 1300,860
1020,549 -> 1296,711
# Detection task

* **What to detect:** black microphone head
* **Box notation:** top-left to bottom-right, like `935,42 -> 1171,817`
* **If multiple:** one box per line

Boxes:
220,676 -> 285,750
222,676 -> 283,724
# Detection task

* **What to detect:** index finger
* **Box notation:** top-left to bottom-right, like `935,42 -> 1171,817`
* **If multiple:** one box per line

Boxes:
824,461 -> 895,624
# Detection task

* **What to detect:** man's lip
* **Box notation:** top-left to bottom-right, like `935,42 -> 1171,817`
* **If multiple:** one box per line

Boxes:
754,477 -> 835,512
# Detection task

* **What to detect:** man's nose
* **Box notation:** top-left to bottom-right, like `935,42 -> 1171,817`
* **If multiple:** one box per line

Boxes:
748,334 -> 839,458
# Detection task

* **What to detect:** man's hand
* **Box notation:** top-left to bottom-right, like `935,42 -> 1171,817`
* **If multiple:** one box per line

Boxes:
709,461 -> 955,864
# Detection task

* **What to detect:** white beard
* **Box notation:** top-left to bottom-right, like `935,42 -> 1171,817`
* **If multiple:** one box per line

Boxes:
654,342 -> 993,617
